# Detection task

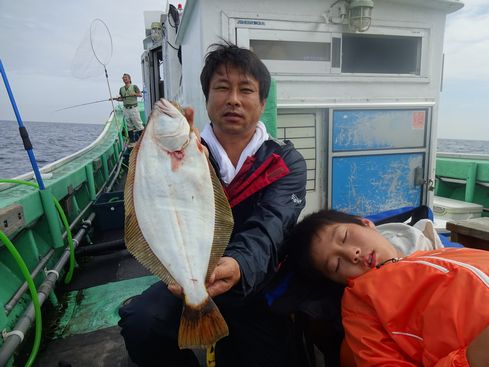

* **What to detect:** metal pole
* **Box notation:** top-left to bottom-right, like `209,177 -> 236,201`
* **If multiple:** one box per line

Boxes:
0,59 -> 45,190
4,249 -> 55,315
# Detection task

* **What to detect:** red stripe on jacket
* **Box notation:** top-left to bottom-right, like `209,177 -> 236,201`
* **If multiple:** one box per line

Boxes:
225,153 -> 289,208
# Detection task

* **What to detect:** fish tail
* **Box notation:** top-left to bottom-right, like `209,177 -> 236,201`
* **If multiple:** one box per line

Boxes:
178,297 -> 229,349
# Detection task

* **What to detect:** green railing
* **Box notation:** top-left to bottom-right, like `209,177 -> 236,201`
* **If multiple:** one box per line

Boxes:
0,105 -> 133,365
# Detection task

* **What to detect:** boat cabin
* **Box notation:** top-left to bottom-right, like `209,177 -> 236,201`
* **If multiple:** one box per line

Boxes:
141,0 -> 463,217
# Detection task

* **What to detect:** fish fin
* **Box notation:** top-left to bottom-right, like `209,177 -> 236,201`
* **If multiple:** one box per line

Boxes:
206,161 -> 234,281
169,100 -> 185,114
124,132 -> 176,285
178,297 -> 229,349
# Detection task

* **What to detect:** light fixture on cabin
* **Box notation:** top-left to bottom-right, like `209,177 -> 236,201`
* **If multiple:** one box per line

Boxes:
348,0 -> 374,32
323,0 -> 373,32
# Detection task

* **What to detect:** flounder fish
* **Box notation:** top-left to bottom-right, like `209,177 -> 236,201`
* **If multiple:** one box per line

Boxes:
124,98 -> 233,349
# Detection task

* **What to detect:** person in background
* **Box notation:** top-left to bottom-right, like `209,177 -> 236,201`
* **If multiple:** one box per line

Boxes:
287,209 -> 489,367
114,73 -> 144,142
118,42 -> 307,367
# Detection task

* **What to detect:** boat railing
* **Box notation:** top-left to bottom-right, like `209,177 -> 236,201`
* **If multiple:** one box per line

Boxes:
435,152 -> 489,214
0,112 -> 119,191
0,129 -> 128,364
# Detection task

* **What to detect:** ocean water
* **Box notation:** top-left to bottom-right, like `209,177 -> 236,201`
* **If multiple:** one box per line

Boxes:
0,120 -> 104,179
437,138 -> 489,155
1,120 -> 489,178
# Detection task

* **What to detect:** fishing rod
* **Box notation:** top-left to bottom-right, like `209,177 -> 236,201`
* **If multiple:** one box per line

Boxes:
54,95 -> 141,112
54,98 -> 112,112
0,58 -> 45,190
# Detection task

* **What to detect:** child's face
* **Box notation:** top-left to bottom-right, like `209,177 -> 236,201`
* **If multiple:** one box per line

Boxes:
310,219 -> 401,284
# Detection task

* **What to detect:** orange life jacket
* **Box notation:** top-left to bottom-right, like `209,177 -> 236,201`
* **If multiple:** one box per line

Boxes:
342,247 -> 489,367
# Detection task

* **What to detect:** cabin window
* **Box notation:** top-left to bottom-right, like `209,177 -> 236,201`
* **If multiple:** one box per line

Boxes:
233,18 -> 425,77
250,40 -> 331,62
236,28 -> 333,74
341,34 -> 422,74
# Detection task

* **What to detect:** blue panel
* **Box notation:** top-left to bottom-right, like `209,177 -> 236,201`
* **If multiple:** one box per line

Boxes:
332,153 -> 423,216
333,110 -> 427,151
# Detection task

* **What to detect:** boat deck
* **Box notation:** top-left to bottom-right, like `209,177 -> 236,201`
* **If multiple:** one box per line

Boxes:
28,227 -> 151,367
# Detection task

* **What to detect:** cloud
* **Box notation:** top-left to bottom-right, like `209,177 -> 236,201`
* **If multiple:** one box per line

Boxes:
0,0 -> 485,142
443,1 -> 489,80
0,0 -> 165,124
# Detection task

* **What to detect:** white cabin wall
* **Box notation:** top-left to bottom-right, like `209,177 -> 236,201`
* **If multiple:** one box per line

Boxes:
426,11 -> 449,209
179,0 -> 450,110
180,1 -> 209,130
178,0 -> 450,109
163,14 -> 182,101
174,0 -> 456,215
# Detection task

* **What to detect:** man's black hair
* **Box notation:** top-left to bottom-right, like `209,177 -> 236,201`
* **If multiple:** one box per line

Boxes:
286,209 -> 365,282
200,41 -> 271,102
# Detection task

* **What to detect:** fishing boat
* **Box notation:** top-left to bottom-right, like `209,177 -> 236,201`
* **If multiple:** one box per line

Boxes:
2,0 -> 486,366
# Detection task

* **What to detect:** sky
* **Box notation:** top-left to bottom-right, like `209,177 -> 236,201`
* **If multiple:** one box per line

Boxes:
0,0 -> 175,125
438,0 -> 489,140
0,0 -> 487,140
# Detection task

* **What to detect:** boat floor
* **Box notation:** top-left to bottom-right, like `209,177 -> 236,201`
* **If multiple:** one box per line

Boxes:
28,228 -> 153,367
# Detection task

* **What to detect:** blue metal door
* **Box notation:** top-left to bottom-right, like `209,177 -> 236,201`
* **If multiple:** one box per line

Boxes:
329,109 -> 430,216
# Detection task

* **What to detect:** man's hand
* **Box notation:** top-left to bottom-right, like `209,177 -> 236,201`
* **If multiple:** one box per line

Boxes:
467,326 -> 489,367
168,282 -> 184,299
206,257 -> 241,298
184,107 -> 209,157
167,257 -> 241,299
183,107 -> 195,130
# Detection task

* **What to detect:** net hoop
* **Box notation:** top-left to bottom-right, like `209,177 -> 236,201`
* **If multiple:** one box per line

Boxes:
90,18 -> 113,67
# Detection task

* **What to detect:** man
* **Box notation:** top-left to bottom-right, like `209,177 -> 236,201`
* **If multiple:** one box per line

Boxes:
118,42 -> 307,367
115,73 -> 144,142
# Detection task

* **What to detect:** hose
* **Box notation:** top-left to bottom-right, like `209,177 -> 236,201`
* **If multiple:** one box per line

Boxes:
0,231 -> 42,367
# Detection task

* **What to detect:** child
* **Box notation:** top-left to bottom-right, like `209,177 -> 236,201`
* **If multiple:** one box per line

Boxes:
288,209 -> 489,367
289,209 -> 443,285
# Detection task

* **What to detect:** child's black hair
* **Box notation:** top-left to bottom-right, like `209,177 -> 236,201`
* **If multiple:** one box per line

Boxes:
286,209 -> 365,282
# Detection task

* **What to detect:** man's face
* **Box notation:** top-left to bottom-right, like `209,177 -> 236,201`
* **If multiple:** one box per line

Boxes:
206,64 -> 265,142
122,75 -> 130,84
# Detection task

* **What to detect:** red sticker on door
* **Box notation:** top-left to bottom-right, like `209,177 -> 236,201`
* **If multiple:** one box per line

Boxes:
412,111 -> 425,129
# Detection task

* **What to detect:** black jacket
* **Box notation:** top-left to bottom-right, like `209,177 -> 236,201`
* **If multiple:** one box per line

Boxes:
206,138 -> 307,297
